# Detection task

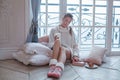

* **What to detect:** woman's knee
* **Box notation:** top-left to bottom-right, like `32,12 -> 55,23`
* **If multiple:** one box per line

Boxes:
54,39 -> 60,46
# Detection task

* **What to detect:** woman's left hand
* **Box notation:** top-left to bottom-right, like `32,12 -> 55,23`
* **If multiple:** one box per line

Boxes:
72,56 -> 85,66
72,56 -> 79,63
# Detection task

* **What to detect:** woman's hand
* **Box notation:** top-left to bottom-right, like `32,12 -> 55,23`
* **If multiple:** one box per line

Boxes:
72,56 -> 79,63
72,56 -> 85,66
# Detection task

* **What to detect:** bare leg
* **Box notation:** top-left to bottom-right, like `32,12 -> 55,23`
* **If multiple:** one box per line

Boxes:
47,39 -> 61,78
49,47 -> 65,78
52,39 -> 61,59
58,47 -> 66,63
49,39 -> 61,66
48,40 -> 71,78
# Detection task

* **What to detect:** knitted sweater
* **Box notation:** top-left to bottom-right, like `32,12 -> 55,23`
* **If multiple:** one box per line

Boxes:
48,26 -> 79,57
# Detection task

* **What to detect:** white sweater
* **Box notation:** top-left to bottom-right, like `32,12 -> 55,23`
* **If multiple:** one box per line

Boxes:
48,26 -> 79,57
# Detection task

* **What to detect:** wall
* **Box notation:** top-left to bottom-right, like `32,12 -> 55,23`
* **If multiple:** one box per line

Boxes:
0,0 -> 30,59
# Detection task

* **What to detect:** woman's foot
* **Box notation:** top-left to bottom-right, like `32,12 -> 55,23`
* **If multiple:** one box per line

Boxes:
47,65 -> 56,77
47,59 -> 57,77
47,62 -> 64,78
49,66 -> 63,78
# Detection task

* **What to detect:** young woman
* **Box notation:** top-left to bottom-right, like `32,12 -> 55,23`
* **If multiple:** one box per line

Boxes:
47,13 -> 84,78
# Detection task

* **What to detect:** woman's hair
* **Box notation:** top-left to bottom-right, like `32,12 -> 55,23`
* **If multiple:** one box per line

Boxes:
63,13 -> 73,36
63,13 -> 73,20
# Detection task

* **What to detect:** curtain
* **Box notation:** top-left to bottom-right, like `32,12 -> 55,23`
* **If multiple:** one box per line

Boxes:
26,0 -> 41,42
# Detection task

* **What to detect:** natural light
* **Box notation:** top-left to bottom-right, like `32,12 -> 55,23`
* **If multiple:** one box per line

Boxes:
38,0 -> 120,55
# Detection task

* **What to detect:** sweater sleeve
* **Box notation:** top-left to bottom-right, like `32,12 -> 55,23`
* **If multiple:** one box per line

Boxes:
72,31 -> 80,57
48,28 -> 55,48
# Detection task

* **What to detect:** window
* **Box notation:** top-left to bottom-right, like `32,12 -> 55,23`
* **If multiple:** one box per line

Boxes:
38,0 -> 60,36
112,0 -> 120,52
38,0 -> 120,55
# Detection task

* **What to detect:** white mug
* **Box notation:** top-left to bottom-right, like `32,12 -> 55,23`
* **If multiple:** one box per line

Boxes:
54,33 -> 61,40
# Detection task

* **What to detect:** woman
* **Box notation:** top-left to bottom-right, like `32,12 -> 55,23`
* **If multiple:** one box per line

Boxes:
47,13 -> 84,78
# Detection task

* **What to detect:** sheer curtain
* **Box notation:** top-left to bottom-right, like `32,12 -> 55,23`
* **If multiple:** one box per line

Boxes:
26,0 -> 41,42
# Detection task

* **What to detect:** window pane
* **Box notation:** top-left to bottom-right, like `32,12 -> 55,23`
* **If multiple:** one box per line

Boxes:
112,0 -> 120,51
81,0 -> 93,26
80,27 -> 92,50
112,1 -> 120,26
95,0 -> 107,26
94,27 -> 106,47
82,0 -> 93,5
112,27 -> 120,51
47,13 -> 59,26
39,0 -> 60,36
81,6 -> 93,26
67,0 -> 80,26
95,15 -> 106,26
48,0 -> 59,4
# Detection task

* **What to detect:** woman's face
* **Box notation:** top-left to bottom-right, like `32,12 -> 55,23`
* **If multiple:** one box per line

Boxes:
61,17 -> 72,28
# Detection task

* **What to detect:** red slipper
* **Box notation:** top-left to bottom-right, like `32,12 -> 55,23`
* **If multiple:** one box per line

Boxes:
50,67 -> 63,78
47,65 -> 56,77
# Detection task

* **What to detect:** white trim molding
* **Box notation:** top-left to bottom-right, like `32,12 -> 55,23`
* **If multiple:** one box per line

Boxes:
0,47 -> 19,60
0,0 -> 29,59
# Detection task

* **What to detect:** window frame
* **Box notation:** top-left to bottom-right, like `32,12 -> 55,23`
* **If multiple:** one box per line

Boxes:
37,0 -> 120,56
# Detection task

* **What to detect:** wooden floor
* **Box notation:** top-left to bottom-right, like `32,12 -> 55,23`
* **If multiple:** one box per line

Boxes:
0,56 -> 120,80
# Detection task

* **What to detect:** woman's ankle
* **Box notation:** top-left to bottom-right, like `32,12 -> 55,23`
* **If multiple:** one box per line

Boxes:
56,62 -> 64,71
49,59 -> 57,66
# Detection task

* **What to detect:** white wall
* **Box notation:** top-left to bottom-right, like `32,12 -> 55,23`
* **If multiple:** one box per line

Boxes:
0,0 -> 30,59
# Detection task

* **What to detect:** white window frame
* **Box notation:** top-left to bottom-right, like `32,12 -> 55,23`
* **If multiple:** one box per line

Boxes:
37,0 -> 120,56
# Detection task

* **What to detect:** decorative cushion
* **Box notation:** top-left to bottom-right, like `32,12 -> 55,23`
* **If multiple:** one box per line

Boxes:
12,51 -> 31,65
23,42 -> 52,55
12,51 -> 51,66
29,54 -> 51,66
85,46 -> 107,65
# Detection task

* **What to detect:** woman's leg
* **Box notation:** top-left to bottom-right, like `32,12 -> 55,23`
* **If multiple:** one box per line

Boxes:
49,39 -> 61,66
48,41 -> 71,78
52,39 -> 61,59
51,47 -> 71,78
47,39 -> 61,77
50,47 -> 66,78
58,47 -> 66,63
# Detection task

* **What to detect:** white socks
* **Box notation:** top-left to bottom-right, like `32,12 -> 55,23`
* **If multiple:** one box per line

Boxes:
49,59 -> 64,71
49,59 -> 57,66
56,62 -> 64,71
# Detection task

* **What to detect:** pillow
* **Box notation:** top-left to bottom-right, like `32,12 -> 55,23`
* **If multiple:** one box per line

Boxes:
85,46 -> 107,65
23,42 -> 52,56
29,54 -> 51,66
12,51 -> 51,66
12,51 -> 31,65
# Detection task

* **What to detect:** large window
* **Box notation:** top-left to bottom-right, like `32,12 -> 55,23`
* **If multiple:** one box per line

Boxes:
112,0 -> 120,52
38,0 -> 60,36
38,0 -> 120,55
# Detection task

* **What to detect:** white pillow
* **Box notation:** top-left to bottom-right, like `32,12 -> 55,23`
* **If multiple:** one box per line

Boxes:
29,54 -> 51,66
23,43 -> 52,56
85,46 -> 107,65
12,51 -> 31,65
12,51 -> 51,66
